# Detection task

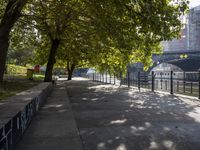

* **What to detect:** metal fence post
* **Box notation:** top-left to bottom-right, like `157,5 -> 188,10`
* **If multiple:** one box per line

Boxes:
152,71 -> 154,92
95,72 -> 97,81
93,73 -> 94,81
199,71 -> 200,99
177,81 -> 179,92
183,72 -> 186,93
161,72 -> 163,89
170,71 -> 173,95
128,71 -> 130,88
120,72 -> 122,86
190,82 -> 193,94
96,72 -> 97,81
114,74 -> 116,85
106,72 -> 107,83
110,73 -> 112,84
138,72 -> 140,91
100,73 -> 101,82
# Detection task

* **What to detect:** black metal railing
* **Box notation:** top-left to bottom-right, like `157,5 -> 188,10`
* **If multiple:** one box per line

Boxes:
87,71 -> 200,99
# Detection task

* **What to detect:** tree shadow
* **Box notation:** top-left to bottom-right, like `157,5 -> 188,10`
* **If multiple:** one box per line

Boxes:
66,78 -> 200,150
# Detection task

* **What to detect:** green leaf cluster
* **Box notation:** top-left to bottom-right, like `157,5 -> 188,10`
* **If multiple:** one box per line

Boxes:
0,0 -> 189,78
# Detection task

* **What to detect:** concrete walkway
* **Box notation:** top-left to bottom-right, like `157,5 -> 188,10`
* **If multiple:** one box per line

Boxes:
15,81 -> 83,150
14,78 -> 200,150
66,78 -> 200,150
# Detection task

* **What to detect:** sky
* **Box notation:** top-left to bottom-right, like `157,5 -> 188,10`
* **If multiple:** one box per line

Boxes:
190,0 -> 200,8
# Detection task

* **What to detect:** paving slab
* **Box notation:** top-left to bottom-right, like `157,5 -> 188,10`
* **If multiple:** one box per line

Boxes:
66,77 -> 200,150
15,81 -> 83,150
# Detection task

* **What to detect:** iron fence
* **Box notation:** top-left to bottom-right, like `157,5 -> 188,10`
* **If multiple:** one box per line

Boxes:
87,71 -> 200,99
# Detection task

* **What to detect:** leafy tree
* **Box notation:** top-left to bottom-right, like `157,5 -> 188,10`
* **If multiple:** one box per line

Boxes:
23,0 -> 80,81
0,0 -> 28,81
10,0 -> 189,82
7,21 -> 37,66
87,0 -> 189,74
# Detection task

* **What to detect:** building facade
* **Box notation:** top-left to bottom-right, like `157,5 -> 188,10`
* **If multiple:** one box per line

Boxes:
162,5 -> 200,52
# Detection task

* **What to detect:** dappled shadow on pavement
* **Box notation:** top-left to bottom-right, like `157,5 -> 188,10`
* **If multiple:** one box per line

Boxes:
66,77 -> 200,150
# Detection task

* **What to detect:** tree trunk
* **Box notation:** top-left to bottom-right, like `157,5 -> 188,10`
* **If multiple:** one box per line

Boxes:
0,0 -> 27,82
67,69 -> 73,80
0,35 -> 9,82
44,39 -> 60,82
67,64 -> 75,80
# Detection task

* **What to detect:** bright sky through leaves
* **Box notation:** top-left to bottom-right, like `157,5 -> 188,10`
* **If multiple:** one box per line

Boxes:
190,0 -> 200,8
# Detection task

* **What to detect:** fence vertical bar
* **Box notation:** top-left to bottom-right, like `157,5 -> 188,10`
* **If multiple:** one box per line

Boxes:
94,72 -> 95,81
190,82 -> 193,94
138,72 -> 140,91
131,73 -> 133,86
99,73 -> 100,82
93,73 -> 94,81
120,72 -> 122,86
161,72 -> 163,89
177,81 -> 179,92
198,71 -> 200,99
110,73 -> 111,84
152,71 -> 154,92
170,71 -> 173,95
96,72 -> 97,81
145,72 -> 147,88
114,74 -> 116,85
105,72 -> 108,83
95,72 -> 97,81
128,71 -> 130,88
183,72 -> 186,93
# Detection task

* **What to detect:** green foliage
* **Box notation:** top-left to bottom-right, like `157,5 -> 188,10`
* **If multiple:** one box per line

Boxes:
6,64 -> 28,75
0,0 -> 189,79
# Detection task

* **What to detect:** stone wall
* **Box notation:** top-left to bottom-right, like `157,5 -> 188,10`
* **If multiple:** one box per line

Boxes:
0,83 -> 53,150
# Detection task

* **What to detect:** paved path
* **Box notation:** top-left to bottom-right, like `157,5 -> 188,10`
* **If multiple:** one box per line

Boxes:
15,81 -> 83,150
66,78 -> 200,150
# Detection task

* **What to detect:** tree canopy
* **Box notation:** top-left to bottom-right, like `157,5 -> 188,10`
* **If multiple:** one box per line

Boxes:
0,0 -> 189,81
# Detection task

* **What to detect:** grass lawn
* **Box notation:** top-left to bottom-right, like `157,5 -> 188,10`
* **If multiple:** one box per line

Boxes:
0,74 -> 44,101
